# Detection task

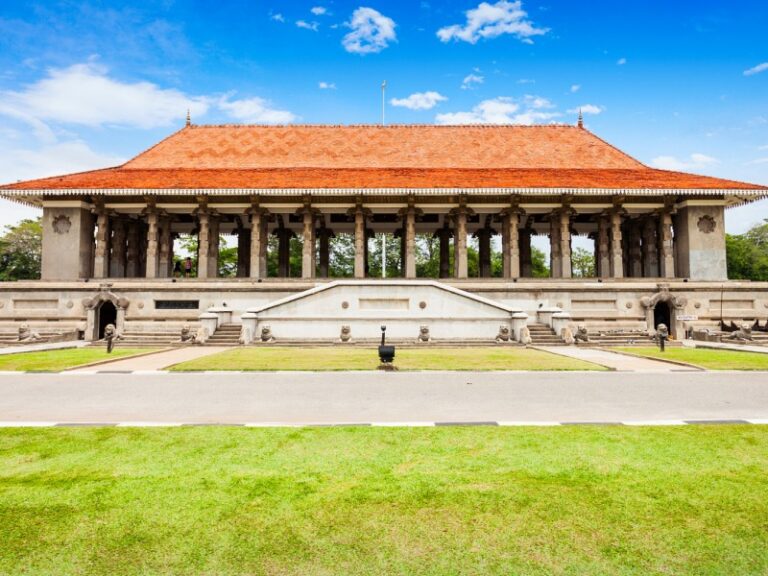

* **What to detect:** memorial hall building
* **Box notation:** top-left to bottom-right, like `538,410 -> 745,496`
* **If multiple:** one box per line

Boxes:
1,121 -> 767,346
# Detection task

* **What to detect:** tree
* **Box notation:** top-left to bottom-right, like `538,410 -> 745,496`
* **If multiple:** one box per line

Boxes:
530,246 -> 549,278
571,247 -> 596,278
175,233 -> 238,277
0,218 -> 42,280
726,220 -> 768,281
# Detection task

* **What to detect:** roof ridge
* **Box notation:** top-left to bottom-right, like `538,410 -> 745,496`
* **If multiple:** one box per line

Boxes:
578,127 -> 647,169
185,123 -> 582,128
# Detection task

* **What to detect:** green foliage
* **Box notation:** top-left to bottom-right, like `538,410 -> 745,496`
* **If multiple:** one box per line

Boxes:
0,218 -> 42,281
726,220 -> 768,281
366,233 -> 403,278
572,247 -> 596,278
530,246 -> 549,278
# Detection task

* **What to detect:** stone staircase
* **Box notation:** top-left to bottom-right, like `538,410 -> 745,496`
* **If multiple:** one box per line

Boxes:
587,331 -> 655,347
206,323 -> 242,346
527,323 -> 565,346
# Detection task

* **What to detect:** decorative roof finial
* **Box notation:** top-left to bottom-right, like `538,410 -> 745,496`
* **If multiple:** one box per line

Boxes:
577,108 -> 583,129
185,109 -> 191,127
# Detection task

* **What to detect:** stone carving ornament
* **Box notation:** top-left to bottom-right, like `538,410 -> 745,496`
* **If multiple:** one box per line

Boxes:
52,215 -> 71,235
418,325 -> 431,342
17,323 -> 41,342
697,215 -> 716,234
574,325 -> 591,343
496,325 -> 510,342
340,325 -> 352,342
260,326 -> 275,342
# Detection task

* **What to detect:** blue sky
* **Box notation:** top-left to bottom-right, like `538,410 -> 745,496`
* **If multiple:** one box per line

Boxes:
0,0 -> 766,230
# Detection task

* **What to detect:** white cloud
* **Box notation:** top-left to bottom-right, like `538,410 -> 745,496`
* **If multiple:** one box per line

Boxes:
0,61 -> 209,133
218,96 -> 297,124
570,84 -> 580,93
436,1 -> 548,44
517,78 -> 535,84
318,81 -> 336,90
435,95 -> 560,125
650,153 -> 720,172
270,13 -> 285,23
461,73 -> 484,89
296,20 -> 320,31
568,104 -> 603,115
745,157 -> 768,165
390,91 -> 447,110
342,7 -> 397,54
0,140 -> 125,183
311,6 -> 328,15
617,57 -> 627,65
744,62 -> 768,76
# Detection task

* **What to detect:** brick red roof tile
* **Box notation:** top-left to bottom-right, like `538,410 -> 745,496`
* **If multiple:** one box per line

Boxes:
1,125 -> 766,192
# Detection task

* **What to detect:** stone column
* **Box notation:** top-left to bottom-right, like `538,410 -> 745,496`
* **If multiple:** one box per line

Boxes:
628,220 -> 643,277
452,206 -> 468,279
93,209 -> 111,278
317,223 -> 334,278
110,218 -> 127,278
249,208 -> 269,279
434,222 -> 452,278
237,226 -> 250,278
642,216 -> 660,277
474,226 -> 494,278
559,209 -> 573,279
158,216 -> 172,278
126,220 -> 141,278
549,212 -> 561,278
520,227 -> 532,278
197,211 -> 210,279
658,210 -> 675,278
609,208 -> 624,278
503,210 -> 522,279
597,213 -> 611,278
403,206 -> 417,279
144,210 -> 160,278
354,206 -> 366,279
300,206 -> 316,279
207,215 -> 220,278
274,225 -> 293,278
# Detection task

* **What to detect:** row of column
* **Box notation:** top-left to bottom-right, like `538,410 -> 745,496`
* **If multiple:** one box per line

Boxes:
91,203 -> 677,280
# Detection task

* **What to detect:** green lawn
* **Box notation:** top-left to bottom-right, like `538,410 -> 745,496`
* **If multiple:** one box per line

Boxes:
169,346 -> 605,371
0,347 -> 158,372
616,346 -> 768,370
1,426 -> 767,575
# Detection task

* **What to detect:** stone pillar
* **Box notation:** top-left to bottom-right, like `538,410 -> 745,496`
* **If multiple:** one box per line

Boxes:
642,216 -> 660,277
434,222 -> 452,278
474,226 -> 494,278
197,211 -> 210,279
673,204 -> 727,280
317,224 -> 333,278
126,220 -> 141,278
93,209 -> 111,278
403,206 -> 417,279
609,208 -> 624,278
658,210 -> 675,279
144,210 -> 160,278
300,206 -> 316,279
237,227 -> 250,277
40,205 -> 95,280
452,206 -> 468,279
354,206 -> 366,279
207,216 -> 220,278
559,209 -> 573,279
520,227 -> 532,277
628,220 -> 643,278
597,213 -> 611,278
274,226 -> 293,278
110,218 -> 127,278
549,212 -> 561,278
249,208 -> 269,279
158,216 -> 172,278
503,210 -> 521,279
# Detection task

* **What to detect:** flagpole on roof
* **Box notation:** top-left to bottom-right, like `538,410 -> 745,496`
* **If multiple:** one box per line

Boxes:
381,80 -> 387,126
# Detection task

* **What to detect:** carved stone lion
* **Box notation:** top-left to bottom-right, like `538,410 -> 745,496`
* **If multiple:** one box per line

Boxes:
518,326 -> 532,345
574,325 -> 590,344
418,325 -> 431,342
560,326 -> 575,345
496,325 -> 511,342
238,326 -> 251,345
340,325 -> 352,342
260,326 -> 275,342
728,324 -> 754,342
17,323 -> 41,342
179,324 -> 195,343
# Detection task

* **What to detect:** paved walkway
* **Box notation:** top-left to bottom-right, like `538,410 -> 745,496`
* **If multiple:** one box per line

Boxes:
683,340 -> 768,354
67,346 -> 230,372
1,371 -> 766,424
535,346 -> 696,371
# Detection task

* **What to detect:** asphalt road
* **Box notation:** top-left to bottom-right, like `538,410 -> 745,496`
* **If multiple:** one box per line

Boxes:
1,371 -> 767,424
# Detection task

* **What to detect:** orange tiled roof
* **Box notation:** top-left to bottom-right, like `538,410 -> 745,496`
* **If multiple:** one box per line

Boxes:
1,125 -> 766,192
